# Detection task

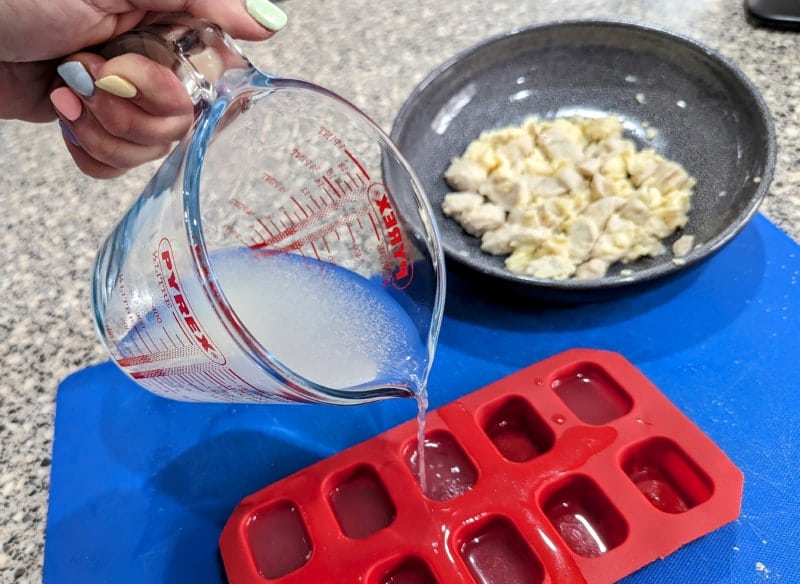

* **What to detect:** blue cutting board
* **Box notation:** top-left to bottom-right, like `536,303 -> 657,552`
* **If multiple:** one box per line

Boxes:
44,214 -> 800,583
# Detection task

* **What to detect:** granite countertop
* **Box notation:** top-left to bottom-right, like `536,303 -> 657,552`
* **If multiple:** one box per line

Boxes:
1,0 -> 798,581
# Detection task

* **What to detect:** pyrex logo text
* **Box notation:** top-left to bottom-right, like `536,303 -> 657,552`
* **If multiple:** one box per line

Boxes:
156,239 -> 225,364
369,183 -> 413,289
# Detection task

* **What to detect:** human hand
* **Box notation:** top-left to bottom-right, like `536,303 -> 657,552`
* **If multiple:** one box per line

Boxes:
0,0 -> 287,178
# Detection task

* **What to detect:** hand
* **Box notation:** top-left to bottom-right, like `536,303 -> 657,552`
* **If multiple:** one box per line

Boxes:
0,0 -> 287,178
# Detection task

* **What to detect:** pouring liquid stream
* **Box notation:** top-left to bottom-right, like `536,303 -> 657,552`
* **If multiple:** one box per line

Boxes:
416,392 -> 429,494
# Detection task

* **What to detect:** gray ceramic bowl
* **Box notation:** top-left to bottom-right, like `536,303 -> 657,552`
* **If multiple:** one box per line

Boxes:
390,20 -> 776,302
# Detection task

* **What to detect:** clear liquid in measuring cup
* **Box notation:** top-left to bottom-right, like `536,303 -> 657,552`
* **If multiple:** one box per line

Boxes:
213,250 -> 428,391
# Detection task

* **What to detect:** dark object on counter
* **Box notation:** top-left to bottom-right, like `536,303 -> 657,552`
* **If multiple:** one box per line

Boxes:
746,0 -> 800,30
389,20 -> 777,303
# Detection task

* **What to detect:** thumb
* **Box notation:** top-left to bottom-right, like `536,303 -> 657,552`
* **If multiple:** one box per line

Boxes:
133,0 -> 288,40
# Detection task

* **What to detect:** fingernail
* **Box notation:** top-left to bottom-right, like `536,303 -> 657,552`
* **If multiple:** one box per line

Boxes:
57,61 -> 95,97
245,0 -> 288,31
58,120 -> 80,147
95,75 -> 138,99
50,87 -> 83,122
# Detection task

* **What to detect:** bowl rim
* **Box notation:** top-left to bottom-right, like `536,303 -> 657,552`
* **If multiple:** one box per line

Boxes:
390,18 -> 778,295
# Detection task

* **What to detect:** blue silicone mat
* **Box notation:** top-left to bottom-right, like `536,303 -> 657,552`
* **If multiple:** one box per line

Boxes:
44,213 -> 800,583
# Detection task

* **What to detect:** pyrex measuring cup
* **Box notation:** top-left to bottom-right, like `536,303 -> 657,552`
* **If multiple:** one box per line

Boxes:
92,14 -> 446,405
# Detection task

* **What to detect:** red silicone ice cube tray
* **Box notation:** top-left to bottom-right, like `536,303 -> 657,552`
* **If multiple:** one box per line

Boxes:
219,349 -> 743,583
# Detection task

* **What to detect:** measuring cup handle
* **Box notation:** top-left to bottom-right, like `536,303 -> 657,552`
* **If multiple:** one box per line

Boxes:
99,13 -> 256,107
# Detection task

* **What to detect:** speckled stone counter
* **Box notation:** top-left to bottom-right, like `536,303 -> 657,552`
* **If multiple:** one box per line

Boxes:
1,0 -> 798,581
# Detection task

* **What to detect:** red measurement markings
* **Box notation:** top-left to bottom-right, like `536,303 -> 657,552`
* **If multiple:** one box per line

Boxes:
290,147 -> 322,172
309,241 -> 321,260
347,224 -> 363,259
143,377 -> 170,392
337,176 -> 353,194
200,369 -> 237,392
249,216 -> 281,248
117,346 -> 194,368
124,331 -> 147,359
367,209 -> 383,241
132,363 -> 209,382
170,327 -> 188,348
162,330 -> 179,348
144,329 -> 157,349
172,310 -> 195,346
244,149 -> 379,261
261,172 -> 288,193
131,367 -> 171,379
225,368 -> 274,398
122,330 -> 158,362
320,184 -> 337,204
133,363 -> 272,399
256,219 -> 274,237
346,171 -> 363,188
345,149 -> 370,181
230,197 -> 256,215
281,208 -> 298,229
249,180 -> 367,252
323,176 -> 344,199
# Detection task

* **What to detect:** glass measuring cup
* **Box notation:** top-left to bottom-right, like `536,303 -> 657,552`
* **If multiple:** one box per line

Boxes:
92,14 -> 446,405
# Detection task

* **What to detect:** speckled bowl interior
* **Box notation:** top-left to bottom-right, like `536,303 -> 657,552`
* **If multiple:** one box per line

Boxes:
390,19 -> 776,302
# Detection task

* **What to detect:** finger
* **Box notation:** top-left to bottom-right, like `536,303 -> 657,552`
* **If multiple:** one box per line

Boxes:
51,86 -> 174,171
56,116 -> 133,180
85,53 -> 194,118
131,0 -> 288,40
91,54 -> 195,144
63,140 -> 129,180
58,53 -> 193,146
62,103 -> 174,171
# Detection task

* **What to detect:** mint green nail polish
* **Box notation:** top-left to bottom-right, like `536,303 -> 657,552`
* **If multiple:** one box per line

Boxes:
245,0 -> 288,31
57,61 -> 95,97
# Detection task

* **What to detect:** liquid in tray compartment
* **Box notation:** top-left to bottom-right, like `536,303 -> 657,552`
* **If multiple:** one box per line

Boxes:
220,349 -> 743,583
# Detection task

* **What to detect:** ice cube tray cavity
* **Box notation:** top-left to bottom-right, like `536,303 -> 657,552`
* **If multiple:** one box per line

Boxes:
220,349 -> 743,583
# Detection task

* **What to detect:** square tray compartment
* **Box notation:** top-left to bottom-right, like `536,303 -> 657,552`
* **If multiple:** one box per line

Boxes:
219,349 -> 743,583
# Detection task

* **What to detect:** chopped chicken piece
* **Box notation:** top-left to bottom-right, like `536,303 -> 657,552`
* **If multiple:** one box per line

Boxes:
442,193 -> 505,236
576,157 -> 603,178
672,234 -> 696,257
537,125 -> 584,163
444,157 -> 487,192
481,223 -> 551,255
575,258 -> 610,279
442,115 -> 697,280
441,192 -> 484,218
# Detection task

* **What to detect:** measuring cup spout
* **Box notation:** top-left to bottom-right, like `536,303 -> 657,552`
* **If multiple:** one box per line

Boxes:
297,385 -> 418,406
